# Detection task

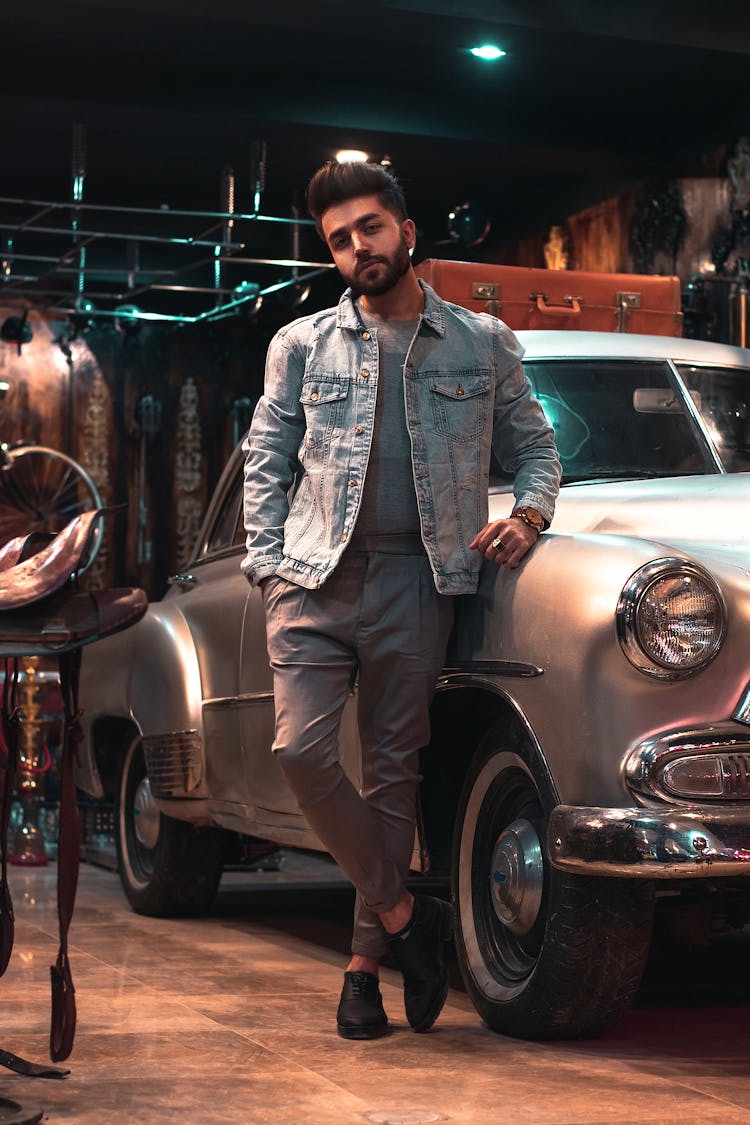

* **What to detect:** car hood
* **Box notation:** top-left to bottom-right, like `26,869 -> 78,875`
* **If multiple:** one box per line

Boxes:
496,473 -> 750,564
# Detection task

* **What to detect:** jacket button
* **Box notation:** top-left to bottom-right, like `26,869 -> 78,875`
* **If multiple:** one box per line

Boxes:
340,532 -> 348,542
361,369 -> 370,378
362,331 -> 371,340
355,425 -> 364,435
348,478 -> 357,488
310,391 -> 319,401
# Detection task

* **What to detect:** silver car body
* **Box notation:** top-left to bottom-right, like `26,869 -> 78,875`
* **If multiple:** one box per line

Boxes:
78,330 -> 750,878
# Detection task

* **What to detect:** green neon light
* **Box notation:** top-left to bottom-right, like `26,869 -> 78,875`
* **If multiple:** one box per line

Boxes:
470,44 -> 506,61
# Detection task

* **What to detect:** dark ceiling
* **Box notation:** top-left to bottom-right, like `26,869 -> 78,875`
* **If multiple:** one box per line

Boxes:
3,0 -> 750,321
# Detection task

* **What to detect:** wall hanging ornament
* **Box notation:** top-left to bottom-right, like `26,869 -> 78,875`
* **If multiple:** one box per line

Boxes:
629,179 -> 688,274
174,376 -> 203,571
712,137 -> 750,276
79,367 -> 111,590
134,393 -> 162,567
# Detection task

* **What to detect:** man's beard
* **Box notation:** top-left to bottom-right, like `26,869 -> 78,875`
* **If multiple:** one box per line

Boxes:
348,235 -> 411,298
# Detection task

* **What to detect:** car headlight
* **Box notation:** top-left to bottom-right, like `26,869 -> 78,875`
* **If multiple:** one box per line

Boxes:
617,559 -> 727,680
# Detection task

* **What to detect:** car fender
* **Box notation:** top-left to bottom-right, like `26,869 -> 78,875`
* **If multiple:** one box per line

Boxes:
77,599 -> 202,797
78,625 -> 141,796
451,530 -> 744,808
128,601 -> 203,737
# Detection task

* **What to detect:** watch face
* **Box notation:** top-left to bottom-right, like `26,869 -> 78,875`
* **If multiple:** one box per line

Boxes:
515,507 -> 544,531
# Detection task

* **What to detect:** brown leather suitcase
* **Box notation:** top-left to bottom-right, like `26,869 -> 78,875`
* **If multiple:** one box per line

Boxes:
415,259 -> 683,336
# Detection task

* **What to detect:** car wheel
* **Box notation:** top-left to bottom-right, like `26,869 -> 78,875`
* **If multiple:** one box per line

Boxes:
452,723 -> 654,1039
116,737 -> 224,916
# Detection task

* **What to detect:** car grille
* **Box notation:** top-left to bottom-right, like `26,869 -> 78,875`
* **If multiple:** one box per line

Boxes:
720,754 -> 750,797
142,730 -> 203,798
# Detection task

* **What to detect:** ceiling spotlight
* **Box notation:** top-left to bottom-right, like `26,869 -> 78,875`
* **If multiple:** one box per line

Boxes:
115,303 -> 144,337
68,297 -> 96,337
0,310 -> 33,355
335,149 -> 369,164
233,280 -> 260,299
232,280 -> 264,318
470,44 -> 506,61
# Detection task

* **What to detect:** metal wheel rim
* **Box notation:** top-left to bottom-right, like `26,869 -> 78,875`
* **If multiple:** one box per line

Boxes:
120,740 -> 159,887
459,750 -> 546,1002
133,776 -> 160,851
490,817 -> 544,935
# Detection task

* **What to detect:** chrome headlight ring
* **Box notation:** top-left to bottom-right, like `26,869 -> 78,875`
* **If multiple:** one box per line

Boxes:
617,558 -> 727,680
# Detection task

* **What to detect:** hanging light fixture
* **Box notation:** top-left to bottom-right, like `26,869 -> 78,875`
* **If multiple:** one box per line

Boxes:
115,304 -> 144,337
232,280 -> 264,317
448,201 -> 491,246
0,310 -> 33,355
335,149 -> 369,164
68,297 -> 96,338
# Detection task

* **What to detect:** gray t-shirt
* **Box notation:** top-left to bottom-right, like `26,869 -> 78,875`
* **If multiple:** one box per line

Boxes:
351,305 -> 422,541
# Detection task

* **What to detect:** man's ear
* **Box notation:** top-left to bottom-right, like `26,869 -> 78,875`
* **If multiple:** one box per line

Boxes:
402,218 -> 417,250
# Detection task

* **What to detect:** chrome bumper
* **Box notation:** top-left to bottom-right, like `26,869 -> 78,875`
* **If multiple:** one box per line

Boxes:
548,805 -> 750,878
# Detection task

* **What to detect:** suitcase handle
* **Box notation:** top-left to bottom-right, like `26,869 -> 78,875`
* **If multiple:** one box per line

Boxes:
532,292 -> 582,317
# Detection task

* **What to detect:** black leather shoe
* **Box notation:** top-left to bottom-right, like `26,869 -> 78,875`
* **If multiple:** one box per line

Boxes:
336,971 -> 388,1040
386,895 -> 454,1032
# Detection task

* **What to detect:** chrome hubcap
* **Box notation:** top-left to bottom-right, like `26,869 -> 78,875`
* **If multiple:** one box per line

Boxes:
490,817 -> 544,936
132,776 -> 160,850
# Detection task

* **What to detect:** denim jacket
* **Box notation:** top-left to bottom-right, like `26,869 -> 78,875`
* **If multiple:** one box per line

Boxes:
242,281 -> 561,594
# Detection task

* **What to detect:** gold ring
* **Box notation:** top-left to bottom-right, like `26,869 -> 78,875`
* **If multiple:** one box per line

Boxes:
491,536 -> 503,550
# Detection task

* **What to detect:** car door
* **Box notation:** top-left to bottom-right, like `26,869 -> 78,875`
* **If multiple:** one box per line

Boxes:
167,463 -> 251,809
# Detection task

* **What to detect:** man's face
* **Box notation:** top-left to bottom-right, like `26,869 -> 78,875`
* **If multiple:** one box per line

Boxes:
321,194 -> 416,297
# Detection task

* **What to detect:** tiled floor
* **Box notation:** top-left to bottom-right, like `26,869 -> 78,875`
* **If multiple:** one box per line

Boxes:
2,860 -> 750,1124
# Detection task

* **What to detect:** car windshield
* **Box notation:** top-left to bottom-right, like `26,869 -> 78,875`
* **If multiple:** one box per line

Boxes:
676,364 -> 750,473
523,359 -> 716,483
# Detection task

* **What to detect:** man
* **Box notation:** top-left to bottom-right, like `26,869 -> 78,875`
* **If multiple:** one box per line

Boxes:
242,161 -> 561,1039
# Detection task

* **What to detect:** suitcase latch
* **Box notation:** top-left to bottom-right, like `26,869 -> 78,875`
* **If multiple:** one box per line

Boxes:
472,282 -> 500,317
616,291 -> 641,333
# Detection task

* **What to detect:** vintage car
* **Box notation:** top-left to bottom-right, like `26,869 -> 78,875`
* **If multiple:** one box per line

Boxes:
78,329 -> 750,1041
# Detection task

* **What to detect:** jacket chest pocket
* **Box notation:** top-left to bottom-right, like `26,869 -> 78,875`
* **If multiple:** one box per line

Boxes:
300,379 -> 350,456
428,373 -> 491,442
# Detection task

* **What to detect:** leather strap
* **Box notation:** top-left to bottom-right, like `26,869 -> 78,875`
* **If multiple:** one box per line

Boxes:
0,660 -> 18,977
0,1093 -> 46,1124
0,652 -> 80,1075
0,1048 -> 69,1079
49,649 -> 82,1063
0,510 -> 145,1076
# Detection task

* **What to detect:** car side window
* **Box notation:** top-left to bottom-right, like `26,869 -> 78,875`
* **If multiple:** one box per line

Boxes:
525,359 -> 714,481
201,466 -> 244,557
677,364 -> 750,473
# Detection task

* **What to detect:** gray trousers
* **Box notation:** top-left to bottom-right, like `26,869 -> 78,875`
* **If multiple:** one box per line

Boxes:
263,541 -> 454,957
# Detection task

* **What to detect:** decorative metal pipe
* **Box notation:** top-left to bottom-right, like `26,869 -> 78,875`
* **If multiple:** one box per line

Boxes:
250,140 -> 266,215
215,165 -> 235,305
71,124 -> 87,303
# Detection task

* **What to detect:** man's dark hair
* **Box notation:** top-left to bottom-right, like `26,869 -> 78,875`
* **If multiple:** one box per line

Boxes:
306,161 -> 408,235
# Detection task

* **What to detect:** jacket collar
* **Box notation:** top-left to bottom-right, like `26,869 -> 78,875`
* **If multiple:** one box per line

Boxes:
335,278 -> 446,338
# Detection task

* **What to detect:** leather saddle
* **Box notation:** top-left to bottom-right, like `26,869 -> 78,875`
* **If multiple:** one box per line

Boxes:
0,510 -> 148,1074
0,510 -> 147,656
